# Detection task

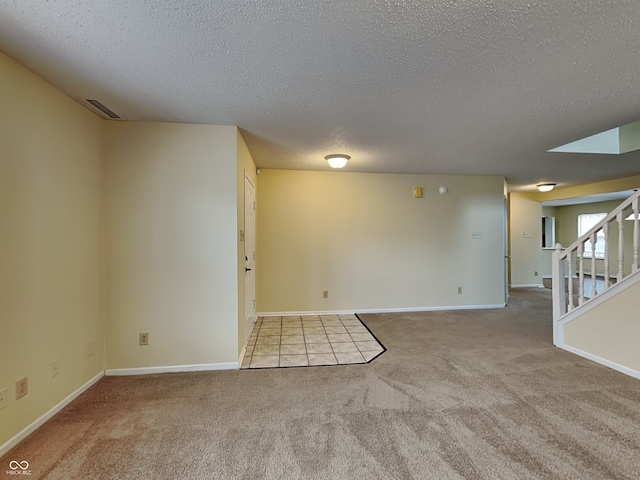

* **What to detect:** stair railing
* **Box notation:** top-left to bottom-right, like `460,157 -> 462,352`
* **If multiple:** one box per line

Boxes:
552,190 -> 640,325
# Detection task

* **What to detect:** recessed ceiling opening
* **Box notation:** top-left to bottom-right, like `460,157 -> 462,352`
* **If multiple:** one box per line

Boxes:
549,119 -> 640,155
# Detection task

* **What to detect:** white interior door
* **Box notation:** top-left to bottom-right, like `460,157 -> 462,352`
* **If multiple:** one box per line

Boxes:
244,175 -> 256,342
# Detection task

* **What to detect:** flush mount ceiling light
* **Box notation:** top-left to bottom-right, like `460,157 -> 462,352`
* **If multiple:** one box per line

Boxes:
537,183 -> 556,192
325,154 -> 350,169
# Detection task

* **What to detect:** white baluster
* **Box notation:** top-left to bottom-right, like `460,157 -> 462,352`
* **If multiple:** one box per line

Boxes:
603,221 -> 610,290
567,249 -> 574,311
590,232 -> 597,298
578,243 -> 584,306
618,211 -> 624,282
553,244 -> 567,329
633,198 -> 639,273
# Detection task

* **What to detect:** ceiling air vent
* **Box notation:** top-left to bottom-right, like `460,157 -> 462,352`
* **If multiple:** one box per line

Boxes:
85,99 -> 123,119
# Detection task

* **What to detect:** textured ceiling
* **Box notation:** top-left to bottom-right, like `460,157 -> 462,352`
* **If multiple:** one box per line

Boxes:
1,0 -> 640,190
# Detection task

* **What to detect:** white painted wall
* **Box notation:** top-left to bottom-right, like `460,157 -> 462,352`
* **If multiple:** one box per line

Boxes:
257,170 -> 506,313
0,53 -> 104,447
509,193 -> 543,287
103,122 -> 239,369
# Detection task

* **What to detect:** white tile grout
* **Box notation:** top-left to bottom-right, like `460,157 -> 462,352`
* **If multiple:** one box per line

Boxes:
243,314 -> 384,369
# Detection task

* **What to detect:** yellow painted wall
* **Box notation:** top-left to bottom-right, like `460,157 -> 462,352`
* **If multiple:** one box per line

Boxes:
236,131 -> 257,357
564,279 -> 640,373
520,179 -> 639,279
257,170 -> 506,312
509,193 -> 543,286
103,122 -> 239,369
0,53 -> 104,446
556,200 -> 620,247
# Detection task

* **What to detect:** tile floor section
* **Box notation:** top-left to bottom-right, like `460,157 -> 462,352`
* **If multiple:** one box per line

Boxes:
241,314 -> 385,369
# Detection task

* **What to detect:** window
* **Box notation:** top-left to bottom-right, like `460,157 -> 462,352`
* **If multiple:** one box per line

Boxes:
578,213 -> 606,258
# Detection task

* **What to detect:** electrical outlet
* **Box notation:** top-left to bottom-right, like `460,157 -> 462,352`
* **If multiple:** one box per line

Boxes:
52,360 -> 60,377
457,286 -> 463,294
534,271 -> 539,277
323,290 -> 328,298
0,387 -> 7,410
15,377 -> 28,400
139,332 -> 149,346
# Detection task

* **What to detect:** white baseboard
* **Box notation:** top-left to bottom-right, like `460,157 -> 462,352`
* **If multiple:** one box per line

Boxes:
104,362 -> 238,376
510,284 -> 544,288
258,303 -> 506,317
1,363 -> 239,455
0,371 -> 104,457
559,344 -> 640,381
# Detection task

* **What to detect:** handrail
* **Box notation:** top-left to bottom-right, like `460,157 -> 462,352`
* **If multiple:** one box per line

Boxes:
557,189 -> 640,261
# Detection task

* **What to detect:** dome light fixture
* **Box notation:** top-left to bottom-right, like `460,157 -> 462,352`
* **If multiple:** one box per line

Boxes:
325,154 -> 350,169
537,183 -> 556,192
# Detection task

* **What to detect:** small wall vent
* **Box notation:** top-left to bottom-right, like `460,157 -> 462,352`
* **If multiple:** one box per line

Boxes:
85,99 -> 123,119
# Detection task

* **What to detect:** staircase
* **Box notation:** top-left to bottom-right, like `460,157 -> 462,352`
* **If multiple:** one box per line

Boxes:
552,190 -> 640,378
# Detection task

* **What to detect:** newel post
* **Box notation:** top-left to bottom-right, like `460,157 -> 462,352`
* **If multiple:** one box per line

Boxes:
552,243 -> 566,346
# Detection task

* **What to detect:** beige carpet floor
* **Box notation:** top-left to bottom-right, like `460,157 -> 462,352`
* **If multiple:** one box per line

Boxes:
3,288 -> 640,479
